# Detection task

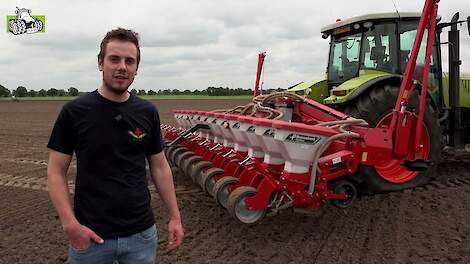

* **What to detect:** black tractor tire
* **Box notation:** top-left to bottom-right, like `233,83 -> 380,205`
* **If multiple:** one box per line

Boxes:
10,20 -> 19,35
36,19 -> 43,31
18,20 -> 26,34
342,84 -> 441,194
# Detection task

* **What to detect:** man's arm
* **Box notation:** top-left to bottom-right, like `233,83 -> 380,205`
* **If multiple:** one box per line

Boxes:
148,151 -> 184,251
47,150 -> 103,249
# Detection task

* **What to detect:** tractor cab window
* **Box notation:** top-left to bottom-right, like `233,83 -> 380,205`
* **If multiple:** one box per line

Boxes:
399,22 -> 436,73
361,23 -> 398,73
399,21 -> 439,94
328,32 -> 361,84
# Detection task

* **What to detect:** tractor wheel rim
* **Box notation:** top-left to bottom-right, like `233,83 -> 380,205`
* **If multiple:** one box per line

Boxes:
374,112 -> 430,183
235,196 -> 264,224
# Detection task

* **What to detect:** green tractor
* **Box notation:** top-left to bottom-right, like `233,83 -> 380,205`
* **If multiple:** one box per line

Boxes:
289,12 -> 470,193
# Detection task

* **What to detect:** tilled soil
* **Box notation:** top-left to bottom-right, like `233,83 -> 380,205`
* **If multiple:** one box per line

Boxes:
1,99 -> 470,264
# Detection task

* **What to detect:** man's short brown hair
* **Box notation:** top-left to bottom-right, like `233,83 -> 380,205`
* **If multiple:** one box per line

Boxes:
98,28 -> 141,68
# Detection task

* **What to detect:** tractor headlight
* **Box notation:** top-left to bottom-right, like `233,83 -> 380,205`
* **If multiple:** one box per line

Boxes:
332,90 -> 347,96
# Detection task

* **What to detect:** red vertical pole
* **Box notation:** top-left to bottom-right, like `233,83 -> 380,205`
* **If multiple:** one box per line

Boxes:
394,0 -> 436,112
389,0 -> 439,159
414,1 -> 439,152
389,0 -> 435,136
254,52 -> 266,97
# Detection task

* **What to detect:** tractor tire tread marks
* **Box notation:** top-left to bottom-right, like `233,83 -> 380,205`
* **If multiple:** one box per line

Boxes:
312,195 -> 399,264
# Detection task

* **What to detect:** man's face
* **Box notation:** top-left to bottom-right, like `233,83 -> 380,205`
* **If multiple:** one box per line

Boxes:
98,40 -> 138,94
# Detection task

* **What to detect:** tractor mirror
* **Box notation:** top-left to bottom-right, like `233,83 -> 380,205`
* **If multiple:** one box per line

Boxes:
305,88 -> 312,96
451,13 -> 459,23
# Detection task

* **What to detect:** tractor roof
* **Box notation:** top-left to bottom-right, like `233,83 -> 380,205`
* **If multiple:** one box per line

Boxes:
321,12 -> 422,33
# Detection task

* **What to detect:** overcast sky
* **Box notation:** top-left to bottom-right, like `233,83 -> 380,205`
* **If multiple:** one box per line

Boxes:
1,0 -> 469,93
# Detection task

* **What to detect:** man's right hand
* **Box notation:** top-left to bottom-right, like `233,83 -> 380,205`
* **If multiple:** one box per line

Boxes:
64,222 -> 104,250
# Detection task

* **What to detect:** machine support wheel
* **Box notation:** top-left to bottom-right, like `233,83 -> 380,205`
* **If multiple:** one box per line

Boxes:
330,180 -> 357,209
176,151 -> 194,169
182,155 -> 203,177
189,161 -> 212,183
343,84 -> 441,193
200,168 -> 224,195
227,186 -> 266,225
170,147 -> 188,165
213,176 -> 238,208
164,145 -> 178,161
166,145 -> 181,164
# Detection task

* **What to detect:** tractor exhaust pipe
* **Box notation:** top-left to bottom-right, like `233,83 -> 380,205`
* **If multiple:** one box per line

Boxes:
448,12 -> 465,146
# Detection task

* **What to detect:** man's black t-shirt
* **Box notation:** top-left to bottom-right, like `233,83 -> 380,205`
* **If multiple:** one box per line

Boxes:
47,90 -> 164,238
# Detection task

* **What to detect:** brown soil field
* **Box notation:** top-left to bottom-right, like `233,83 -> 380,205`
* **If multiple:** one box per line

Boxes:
1,99 -> 470,264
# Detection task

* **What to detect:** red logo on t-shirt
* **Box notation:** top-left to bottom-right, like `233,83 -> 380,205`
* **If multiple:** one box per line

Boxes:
128,127 -> 147,140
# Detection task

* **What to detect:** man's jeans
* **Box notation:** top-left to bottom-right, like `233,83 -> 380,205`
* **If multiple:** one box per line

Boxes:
68,224 -> 157,264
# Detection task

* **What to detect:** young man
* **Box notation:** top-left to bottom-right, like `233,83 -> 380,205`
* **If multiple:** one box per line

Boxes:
47,28 -> 184,263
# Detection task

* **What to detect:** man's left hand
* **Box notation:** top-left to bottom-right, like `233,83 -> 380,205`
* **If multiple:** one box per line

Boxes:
167,218 -> 184,251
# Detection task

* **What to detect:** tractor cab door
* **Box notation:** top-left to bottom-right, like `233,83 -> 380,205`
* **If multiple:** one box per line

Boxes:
361,23 -> 398,74
328,32 -> 362,86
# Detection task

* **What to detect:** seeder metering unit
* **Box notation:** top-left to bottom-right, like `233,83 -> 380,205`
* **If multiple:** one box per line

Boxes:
161,0 -> 470,224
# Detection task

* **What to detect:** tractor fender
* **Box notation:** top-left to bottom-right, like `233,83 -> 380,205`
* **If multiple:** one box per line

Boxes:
346,75 -> 438,111
288,79 -> 329,103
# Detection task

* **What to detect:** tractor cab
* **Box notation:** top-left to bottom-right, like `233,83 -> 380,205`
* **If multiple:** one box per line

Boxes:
308,13 -> 443,106
15,7 -> 35,23
322,13 -> 440,88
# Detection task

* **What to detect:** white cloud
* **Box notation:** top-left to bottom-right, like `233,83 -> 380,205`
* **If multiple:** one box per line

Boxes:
0,0 -> 469,92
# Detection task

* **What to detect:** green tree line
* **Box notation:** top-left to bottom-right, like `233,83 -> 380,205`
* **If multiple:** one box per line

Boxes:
129,86 -> 284,96
0,84 -> 284,98
0,85 -> 80,97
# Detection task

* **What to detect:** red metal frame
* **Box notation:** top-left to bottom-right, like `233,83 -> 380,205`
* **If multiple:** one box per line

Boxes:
253,52 -> 266,97
392,0 -> 439,157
